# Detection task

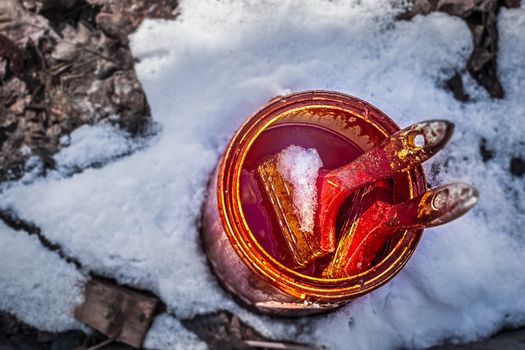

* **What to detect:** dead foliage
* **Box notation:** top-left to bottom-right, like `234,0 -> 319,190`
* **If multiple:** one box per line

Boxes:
401,0 -> 521,100
0,0 -> 178,182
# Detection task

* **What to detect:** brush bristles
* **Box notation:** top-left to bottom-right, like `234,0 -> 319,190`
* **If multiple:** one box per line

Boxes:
257,157 -> 324,267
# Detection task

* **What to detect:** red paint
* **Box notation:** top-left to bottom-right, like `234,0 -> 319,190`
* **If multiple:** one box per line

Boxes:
240,123 -> 394,276
315,120 -> 454,254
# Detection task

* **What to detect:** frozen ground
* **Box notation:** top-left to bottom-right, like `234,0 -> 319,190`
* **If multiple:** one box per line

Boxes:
1,0 -> 524,349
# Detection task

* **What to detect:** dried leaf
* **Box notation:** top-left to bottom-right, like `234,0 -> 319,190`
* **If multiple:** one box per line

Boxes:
0,0 -> 55,46
413,0 -> 435,14
1,78 -> 28,106
0,33 -> 20,57
470,48 -> 493,72
475,0 -> 497,13
51,40 -> 77,61
500,0 -> 521,8
436,0 -> 476,16
0,34 -> 23,75
41,0 -> 82,11
470,24 -> 484,46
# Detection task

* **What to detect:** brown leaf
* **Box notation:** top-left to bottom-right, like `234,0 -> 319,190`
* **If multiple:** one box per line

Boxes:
51,40 -> 78,61
500,0 -> 521,8
436,0 -> 476,16
469,48 -> 493,72
0,33 -> 20,57
0,78 -> 28,106
475,0 -> 497,13
470,25 -> 485,46
0,33 -> 23,75
0,0 -> 55,46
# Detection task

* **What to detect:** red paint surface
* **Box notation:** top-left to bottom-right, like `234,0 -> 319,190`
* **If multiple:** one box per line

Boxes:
240,123 -> 394,277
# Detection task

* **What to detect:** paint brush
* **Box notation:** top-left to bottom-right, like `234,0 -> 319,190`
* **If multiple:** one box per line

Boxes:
324,182 -> 479,277
257,120 -> 454,267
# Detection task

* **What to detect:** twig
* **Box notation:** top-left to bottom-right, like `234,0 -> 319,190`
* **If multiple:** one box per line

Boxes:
74,338 -> 114,350
244,339 -> 320,350
63,40 -> 120,64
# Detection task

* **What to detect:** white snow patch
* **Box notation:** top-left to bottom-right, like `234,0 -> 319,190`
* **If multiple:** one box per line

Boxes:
276,145 -> 323,232
0,222 -> 85,331
54,122 -> 146,175
0,0 -> 523,349
144,314 -> 207,350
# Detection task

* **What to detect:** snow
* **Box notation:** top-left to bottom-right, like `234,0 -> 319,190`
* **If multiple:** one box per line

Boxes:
53,122 -> 148,176
0,0 -> 524,349
1,122 -> 150,188
0,222 -> 85,331
144,314 -> 207,350
276,145 -> 323,233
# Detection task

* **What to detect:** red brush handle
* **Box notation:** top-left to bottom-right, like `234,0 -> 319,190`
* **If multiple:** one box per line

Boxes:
317,120 -> 454,252
342,183 -> 479,275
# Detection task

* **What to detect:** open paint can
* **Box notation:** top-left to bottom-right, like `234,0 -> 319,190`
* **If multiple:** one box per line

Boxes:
201,91 -> 427,316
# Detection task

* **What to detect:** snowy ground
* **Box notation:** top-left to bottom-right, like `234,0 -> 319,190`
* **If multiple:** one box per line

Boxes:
1,0 -> 525,349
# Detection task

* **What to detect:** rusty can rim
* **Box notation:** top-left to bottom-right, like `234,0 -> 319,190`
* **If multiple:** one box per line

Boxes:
216,90 -> 426,301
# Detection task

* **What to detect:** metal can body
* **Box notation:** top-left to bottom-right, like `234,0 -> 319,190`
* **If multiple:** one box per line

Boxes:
201,91 -> 427,316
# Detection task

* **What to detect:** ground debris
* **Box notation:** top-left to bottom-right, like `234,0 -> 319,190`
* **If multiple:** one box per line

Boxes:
401,0 -> 521,100
444,72 -> 469,102
0,311 -> 85,350
0,0 -> 55,46
182,311 -> 321,350
478,137 -> 495,162
182,311 -> 263,350
74,278 -> 161,349
510,157 -> 525,177
0,0 -> 178,182
428,327 -> 525,349
0,309 -> 142,350
89,0 -> 179,42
